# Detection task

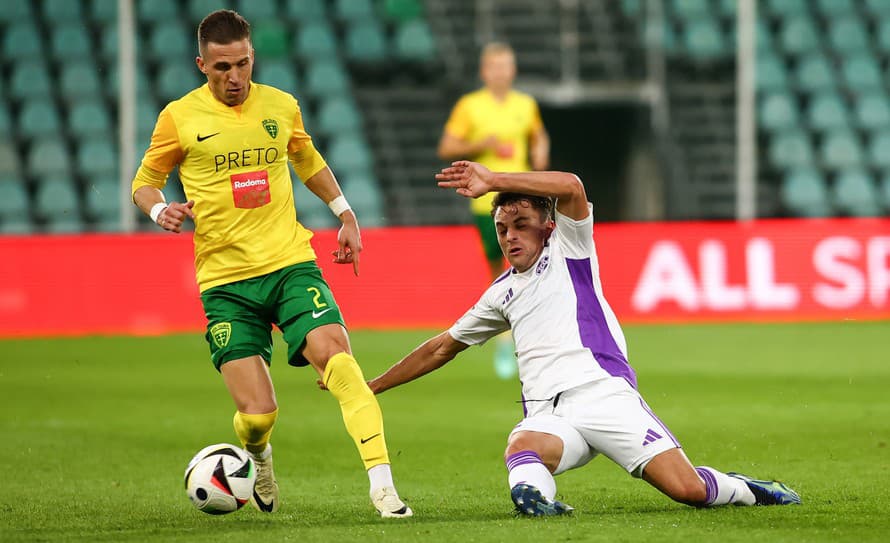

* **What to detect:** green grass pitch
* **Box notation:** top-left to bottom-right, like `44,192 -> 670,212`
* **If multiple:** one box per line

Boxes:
1,321 -> 888,542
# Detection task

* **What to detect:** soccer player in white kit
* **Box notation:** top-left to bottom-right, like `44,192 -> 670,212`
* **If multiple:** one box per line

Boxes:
368,161 -> 801,515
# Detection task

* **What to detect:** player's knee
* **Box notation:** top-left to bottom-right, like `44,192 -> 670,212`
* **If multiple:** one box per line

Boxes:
505,432 -> 561,473
323,352 -> 371,399
667,478 -> 709,506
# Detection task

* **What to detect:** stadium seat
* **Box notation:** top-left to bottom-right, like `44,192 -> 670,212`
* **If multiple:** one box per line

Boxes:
188,0 -> 230,23
34,176 -> 80,221
236,0 -> 278,21
43,0 -> 84,23
0,140 -> 21,175
781,168 -> 832,217
755,20 -> 774,53
820,130 -> 864,169
817,0 -> 855,17
828,17 -> 869,55
9,62 -> 53,101
100,25 -> 142,62
84,176 -> 121,220
768,130 -> 814,169
832,169 -> 880,216
807,92 -> 850,131
841,55 -> 883,90
89,0 -> 117,23
69,100 -> 113,138
345,22 -> 388,64
27,138 -> 72,177
620,0 -> 640,17
327,135 -> 373,175
795,53 -> 836,92
394,19 -> 437,62
293,178 -> 338,229
758,92 -> 799,132
670,0 -> 711,20
294,21 -> 339,61
3,23 -> 43,61
50,23 -> 93,62
642,17 -> 678,54
76,138 -> 118,178
17,99 -> 62,140
156,62 -> 203,102
285,0 -> 327,21
59,61 -> 103,102
756,53 -> 789,91
342,174 -> 385,226
149,22 -> 192,61
764,0 -> 808,19
383,0 -> 423,23
855,93 -> 890,131
335,0 -> 375,23
254,60 -> 299,93
137,101 -> 161,140
252,21 -> 290,59
867,130 -> 890,169
0,179 -> 30,223
106,65 -> 152,101
317,96 -> 362,137
138,0 -> 178,23
305,59 -> 350,98
863,0 -> 890,16
0,0 -> 33,24
876,20 -> 890,55
779,16 -> 819,56
0,106 -> 12,138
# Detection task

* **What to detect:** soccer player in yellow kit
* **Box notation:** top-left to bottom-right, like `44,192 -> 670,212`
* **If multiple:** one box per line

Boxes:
131,10 -> 411,518
437,42 -> 550,380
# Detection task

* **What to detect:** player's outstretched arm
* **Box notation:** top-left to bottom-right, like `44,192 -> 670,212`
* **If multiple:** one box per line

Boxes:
368,331 -> 469,395
435,160 -> 588,220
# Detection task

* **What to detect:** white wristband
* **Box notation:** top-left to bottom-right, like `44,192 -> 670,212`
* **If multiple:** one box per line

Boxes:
328,195 -> 351,217
149,202 -> 168,223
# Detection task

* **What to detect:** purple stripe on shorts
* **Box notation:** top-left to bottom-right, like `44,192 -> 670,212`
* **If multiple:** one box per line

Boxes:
695,467 -> 718,505
566,258 -> 637,389
639,398 -> 681,448
505,450 -> 544,471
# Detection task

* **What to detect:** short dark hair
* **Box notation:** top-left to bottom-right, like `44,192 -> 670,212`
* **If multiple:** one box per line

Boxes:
198,10 -> 251,54
491,192 -> 554,221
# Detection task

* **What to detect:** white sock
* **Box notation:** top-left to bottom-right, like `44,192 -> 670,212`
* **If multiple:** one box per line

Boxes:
695,466 -> 755,506
368,463 -> 395,495
506,450 -> 557,500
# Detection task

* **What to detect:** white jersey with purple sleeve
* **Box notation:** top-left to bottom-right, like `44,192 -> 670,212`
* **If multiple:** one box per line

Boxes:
448,204 -> 636,405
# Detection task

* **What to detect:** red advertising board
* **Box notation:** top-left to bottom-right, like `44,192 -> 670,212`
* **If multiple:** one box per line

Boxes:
0,218 -> 887,337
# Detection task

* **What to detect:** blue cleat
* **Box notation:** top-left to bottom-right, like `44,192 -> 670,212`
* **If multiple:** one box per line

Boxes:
511,484 -> 574,516
728,472 -> 802,505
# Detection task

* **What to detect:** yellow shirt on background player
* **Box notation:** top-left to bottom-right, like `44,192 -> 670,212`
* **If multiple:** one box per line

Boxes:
443,88 -> 544,214
132,83 -> 327,292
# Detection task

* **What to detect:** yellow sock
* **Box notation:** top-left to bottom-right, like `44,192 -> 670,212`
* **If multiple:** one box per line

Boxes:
233,409 -> 278,456
323,352 -> 390,469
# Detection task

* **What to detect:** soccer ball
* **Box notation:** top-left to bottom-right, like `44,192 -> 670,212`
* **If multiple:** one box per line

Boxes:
184,443 -> 256,515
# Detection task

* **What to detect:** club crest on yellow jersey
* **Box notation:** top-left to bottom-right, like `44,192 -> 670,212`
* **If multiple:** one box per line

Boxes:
262,119 -> 278,139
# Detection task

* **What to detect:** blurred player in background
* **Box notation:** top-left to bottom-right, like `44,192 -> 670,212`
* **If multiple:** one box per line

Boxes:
437,42 -> 550,380
368,160 -> 801,516
130,10 -> 411,518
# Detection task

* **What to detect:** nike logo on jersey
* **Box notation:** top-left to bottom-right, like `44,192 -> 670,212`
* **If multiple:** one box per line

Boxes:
197,132 -> 220,142
312,307 -> 335,319
360,433 -> 381,444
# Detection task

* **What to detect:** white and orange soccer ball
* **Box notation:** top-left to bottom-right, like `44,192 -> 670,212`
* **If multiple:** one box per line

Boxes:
184,443 -> 256,515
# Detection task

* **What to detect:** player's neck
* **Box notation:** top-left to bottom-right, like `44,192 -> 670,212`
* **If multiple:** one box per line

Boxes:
487,86 -> 511,102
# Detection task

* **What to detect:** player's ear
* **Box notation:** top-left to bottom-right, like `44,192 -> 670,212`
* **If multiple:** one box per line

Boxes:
196,56 -> 207,74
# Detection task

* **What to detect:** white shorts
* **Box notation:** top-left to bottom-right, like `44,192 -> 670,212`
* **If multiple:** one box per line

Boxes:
510,377 -> 681,478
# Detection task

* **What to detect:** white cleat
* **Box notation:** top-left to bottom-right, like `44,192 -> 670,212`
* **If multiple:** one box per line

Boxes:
250,445 -> 279,513
371,486 -> 413,518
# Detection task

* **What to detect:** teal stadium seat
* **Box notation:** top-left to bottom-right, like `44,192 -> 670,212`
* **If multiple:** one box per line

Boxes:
335,0 -> 375,23
149,22 -> 192,61
345,22 -> 388,64
255,60 -> 299,93
820,130 -> 864,169
285,0 -> 327,22
718,0 -> 737,18
77,138 -> 117,178
0,0 -> 33,24
137,101 -> 162,140
327,135 -> 373,175
841,55 -> 883,90
59,61 -> 103,102
756,53 -> 789,91
829,17 -> 869,54
383,0 -> 423,23
0,140 -> 21,175
863,0 -> 890,16
795,53 -> 836,93
69,100 -> 113,138
89,0 -> 117,23
106,64 -> 152,101
670,0 -> 711,19
305,59 -> 350,98
317,96 -> 362,137
621,0 -> 640,17
252,21 -> 290,59
17,99 -> 61,141
3,23 -> 43,61
50,23 -> 93,62
781,168 -> 831,217
756,20 -> 774,54
188,0 -> 232,23
9,63 -> 53,100
236,0 -> 278,21
0,179 -> 30,226
156,62 -> 203,102
643,17 -> 678,55
833,169 -> 880,216
34,176 -> 82,226
768,130 -> 814,169
85,176 -> 121,221
807,92 -> 850,131
856,93 -> 890,131
394,19 -> 437,62
0,106 -> 12,138
342,174 -> 385,226
293,178 -> 338,229
138,0 -> 178,23
867,130 -> 890,169
758,92 -> 799,132
876,20 -> 890,55
765,0 -> 808,19
294,22 -> 339,61
780,16 -> 819,57
817,0 -> 855,16
43,0 -> 83,23
27,138 -> 72,177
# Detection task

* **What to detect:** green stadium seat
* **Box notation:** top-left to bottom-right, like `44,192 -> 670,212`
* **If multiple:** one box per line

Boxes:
106,65 -> 152,101
69,100 -> 113,138
0,106 -> 13,138
621,0 -> 640,17
84,176 -> 121,219
781,168 -> 831,217
305,59 -> 350,98
817,0 -> 855,16
188,0 -> 233,23
76,138 -> 117,178
855,93 -> 890,131
684,18 -> 726,60
89,0 -> 117,23
0,179 -> 30,223
317,96 -> 362,137
327,135 -> 373,174
383,0 -> 423,23
0,140 -> 21,175
27,138 -> 72,177
768,130 -> 814,168
863,0 -> 890,16
0,0 -> 33,23
807,92 -> 850,131
59,61 -> 103,102
670,0 -> 711,20
293,177 -> 338,229
138,0 -> 178,23
137,101 -> 162,139
254,60 -> 299,93
17,99 -> 62,140
236,0 -> 278,21
779,16 -> 819,56
758,92 -> 799,132
294,21 -> 338,61
252,21 -> 289,59
156,62 -> 203,102
833,169 -> 880,217
9,63 -> 53,100
285,0 -> 327,22
756,53 -> 789,91
717,0 -> 737,17
335,0 -> 375,23
34,176 -> 80,221
642,17 -> 678,54
876,20 -> 890,55
100,25 -> 138,62
3,23 -> 43,61
394,19 -> 437,62
765,0 -> 808,19
828,17 -> 869,54
795,53 -> 836,92
50,23 -> 93,61
43,0 -> 84,22
149,22 -> 192,61
342,174 -> 385,226
841,55 -> 883,90
821,130 -> 864,169
345,22 -> 388,64
755,20 -> 774,53
867,130 -> 890,169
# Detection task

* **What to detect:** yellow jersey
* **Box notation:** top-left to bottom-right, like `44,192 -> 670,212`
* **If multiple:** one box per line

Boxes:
132,83 -> 327,292
443,88 -> 544,214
